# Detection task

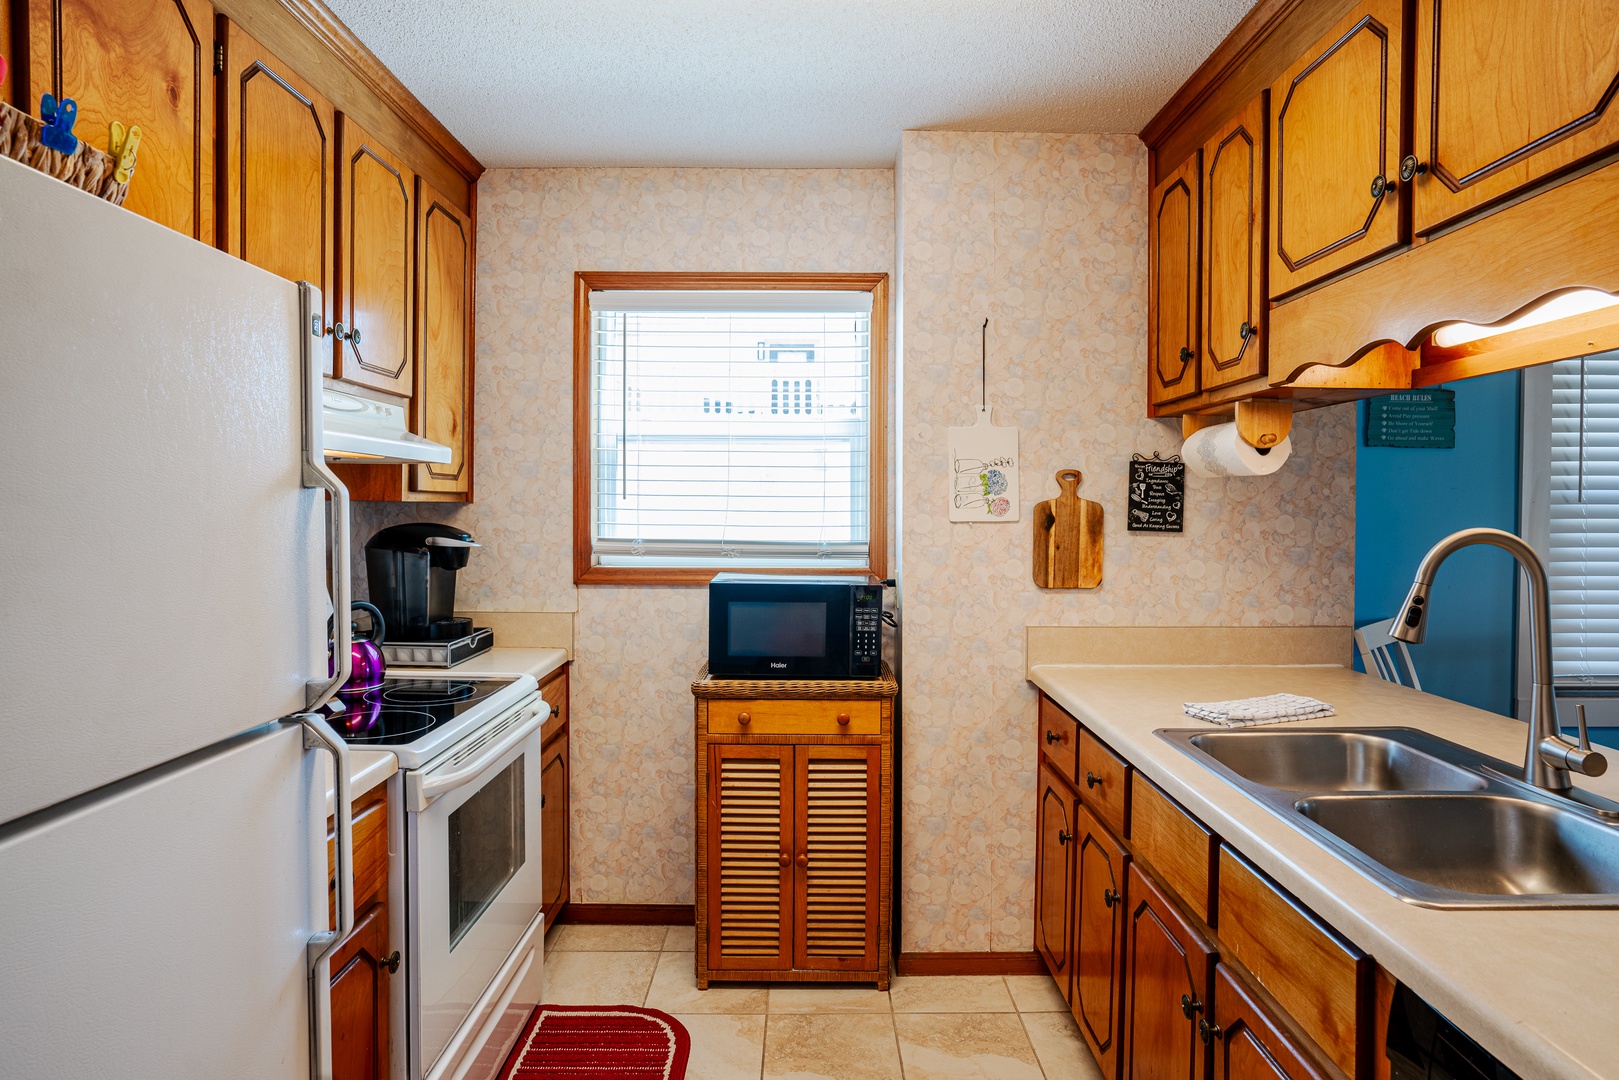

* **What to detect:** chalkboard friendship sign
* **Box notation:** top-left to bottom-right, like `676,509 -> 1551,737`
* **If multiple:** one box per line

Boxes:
1128,452 -> 1186,533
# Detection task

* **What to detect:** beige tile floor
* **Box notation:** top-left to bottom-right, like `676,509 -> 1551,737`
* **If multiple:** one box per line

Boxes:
541,923 -> 1106,1080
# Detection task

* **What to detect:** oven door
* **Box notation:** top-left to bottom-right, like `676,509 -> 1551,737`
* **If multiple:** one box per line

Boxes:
407,695 -> 546,1079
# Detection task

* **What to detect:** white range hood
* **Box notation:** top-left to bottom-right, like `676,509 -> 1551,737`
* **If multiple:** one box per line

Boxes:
321,387 -> 453,465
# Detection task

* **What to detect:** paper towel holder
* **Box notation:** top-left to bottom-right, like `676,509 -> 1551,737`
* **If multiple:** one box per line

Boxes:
1180,400 -> 1292,450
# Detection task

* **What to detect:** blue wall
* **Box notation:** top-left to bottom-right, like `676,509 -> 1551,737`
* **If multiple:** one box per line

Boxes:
1354,372 -> 1521,715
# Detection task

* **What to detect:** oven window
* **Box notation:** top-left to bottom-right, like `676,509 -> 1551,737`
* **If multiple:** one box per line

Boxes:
448,755 -> 526,949
727,601 -> 828,656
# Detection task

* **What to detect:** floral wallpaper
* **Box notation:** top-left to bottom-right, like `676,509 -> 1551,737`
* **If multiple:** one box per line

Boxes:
895,131 -> 1354,951
354,166 -> 897,902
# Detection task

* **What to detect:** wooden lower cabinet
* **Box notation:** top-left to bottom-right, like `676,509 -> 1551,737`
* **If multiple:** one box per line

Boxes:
694,666 -> 894,988
1034,762 -> 1078,1000
1071,803 -> 1128,1079
1210,963 -> 1334,1080
1121,861 -> 1216,1080
540,730 -> 569,920
331,899 -> 392,1080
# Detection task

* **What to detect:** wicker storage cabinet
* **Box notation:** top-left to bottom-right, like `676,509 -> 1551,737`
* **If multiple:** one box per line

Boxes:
692,663 -> 896,989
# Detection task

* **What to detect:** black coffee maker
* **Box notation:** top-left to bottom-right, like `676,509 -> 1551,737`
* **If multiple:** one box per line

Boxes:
365,523 -> 480,642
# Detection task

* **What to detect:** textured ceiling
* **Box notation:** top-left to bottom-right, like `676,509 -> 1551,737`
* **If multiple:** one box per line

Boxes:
323,0 -> 1253,168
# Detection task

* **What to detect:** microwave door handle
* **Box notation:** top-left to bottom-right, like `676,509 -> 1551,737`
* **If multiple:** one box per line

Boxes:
410,702 -> 547,808
285,710 -> 353,1080
298,281 -> 351,711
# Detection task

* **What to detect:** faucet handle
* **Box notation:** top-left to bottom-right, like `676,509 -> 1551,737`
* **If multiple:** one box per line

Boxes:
1539,703 -> 1608,778
1577,704 -> 1594,753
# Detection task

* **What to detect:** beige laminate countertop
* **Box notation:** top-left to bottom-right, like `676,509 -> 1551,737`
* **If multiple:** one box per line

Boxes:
322,649 -> 568,814
1027,663 -> 1619,1080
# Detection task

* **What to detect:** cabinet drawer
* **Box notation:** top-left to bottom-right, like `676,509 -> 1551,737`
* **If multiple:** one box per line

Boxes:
328,785 -> 388,921
708,698 -> 881,736
540,666 -> 569,745
1129,775 -> 1217,925
1216,846 -> 1366,1077
1078,730 -> 1130,837
1038,695 -> 1080,785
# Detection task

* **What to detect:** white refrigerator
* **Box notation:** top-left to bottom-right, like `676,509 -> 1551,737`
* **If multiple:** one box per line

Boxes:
0,155 -> 362,1077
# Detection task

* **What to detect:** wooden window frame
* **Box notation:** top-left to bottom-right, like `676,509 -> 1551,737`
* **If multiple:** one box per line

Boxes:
573,271 -> 890,586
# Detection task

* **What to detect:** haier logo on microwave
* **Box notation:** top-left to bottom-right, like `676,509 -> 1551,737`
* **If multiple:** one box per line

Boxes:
770,662 -> 788,669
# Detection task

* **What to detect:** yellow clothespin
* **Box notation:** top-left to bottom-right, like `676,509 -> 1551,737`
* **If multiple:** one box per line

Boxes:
108,122 -> 141,185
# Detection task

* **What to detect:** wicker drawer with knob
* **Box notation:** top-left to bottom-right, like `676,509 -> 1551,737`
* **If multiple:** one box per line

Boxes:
708,698 -> 881,736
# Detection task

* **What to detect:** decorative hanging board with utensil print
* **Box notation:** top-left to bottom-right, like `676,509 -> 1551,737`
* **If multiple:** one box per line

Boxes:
1033,470 -> 1103,588
1127,453 -> 1186,533
948,408 -> 1019,521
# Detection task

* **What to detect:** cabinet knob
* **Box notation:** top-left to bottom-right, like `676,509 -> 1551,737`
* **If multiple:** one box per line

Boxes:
780,852 -> 790,867
796,853 -> 808,867
550,703 -> 561,719
737,711 -> 751,725
1085,771 -> 1102,790
1400,154 -> 1428,183
1178,346 -> 1194,364
1198,1018 -> 1223,1045
1045,730 -> 1061,745
1057,829 -> 1072,846
1370,173 -> 1392,198
1102,887 -> 1120,908
836,713 -> 851,725
1238,321 -> 1255,341
381,950 -> 400,975
348,325 -> 362,347
1181,994 -> 1202,1019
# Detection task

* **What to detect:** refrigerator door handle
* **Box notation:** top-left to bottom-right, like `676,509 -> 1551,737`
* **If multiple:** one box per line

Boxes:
298,282 -> 351,712
288,710 -> 354,1080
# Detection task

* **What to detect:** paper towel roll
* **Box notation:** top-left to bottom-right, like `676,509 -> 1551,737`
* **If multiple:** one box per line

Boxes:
1183,422 -> 1292,477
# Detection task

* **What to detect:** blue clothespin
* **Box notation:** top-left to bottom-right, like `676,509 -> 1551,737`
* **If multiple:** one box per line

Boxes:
39,94 -> 79,155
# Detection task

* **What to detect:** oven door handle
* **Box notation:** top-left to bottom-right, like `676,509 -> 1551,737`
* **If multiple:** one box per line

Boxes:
411,700 -> 546,808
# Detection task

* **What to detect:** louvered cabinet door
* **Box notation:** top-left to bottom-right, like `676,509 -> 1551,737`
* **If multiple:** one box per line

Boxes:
793,744 -> 881,971
706,744 -> 794,970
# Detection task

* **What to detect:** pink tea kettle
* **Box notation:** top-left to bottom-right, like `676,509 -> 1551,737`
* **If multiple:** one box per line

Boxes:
332,601 -> 387,694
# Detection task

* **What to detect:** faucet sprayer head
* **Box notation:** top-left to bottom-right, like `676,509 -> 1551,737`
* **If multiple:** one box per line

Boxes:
1390,580 -> 1431,644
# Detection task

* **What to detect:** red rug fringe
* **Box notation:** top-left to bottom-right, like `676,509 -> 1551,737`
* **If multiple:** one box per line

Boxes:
496,1004 -> 691,1080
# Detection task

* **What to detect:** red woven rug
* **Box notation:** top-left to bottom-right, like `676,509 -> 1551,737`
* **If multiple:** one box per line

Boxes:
497,1004 -> 690,1080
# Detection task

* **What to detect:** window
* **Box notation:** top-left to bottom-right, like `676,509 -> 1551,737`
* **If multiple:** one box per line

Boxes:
1547,351 -> 1619,682
573,273 -> 888,584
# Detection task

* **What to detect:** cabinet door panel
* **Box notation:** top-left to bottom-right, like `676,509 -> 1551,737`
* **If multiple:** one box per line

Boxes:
337,113 -> 413,396
707,743 -> 794,970
540,733 -> 569,917
1270,0 -> 1405,297
1211,964 -> 1333,1080
793,743 -> 880,971
219,19 -> 334,373
1203,92 -> 1268,390
413,178 -> 473,496
1034,762 -> 1077,999
1149,152 -> 1201,406
1121,862 -> 1215,1080
1072,803 -> 1127,1079
330,900 -> 390,1080
27,0 -> 213,242
1412,0 -> 1619,234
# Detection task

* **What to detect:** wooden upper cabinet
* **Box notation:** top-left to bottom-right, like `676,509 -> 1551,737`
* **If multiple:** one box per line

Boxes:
1034,762 -> 1076,1000
1071,803 -> 1127,1080
1121,862 -> 1217,1080
1149,152 -> 1201,406
25,0 -> 214,242
793,744 -> 880,972
218,19 -> 335,373
2,0 -> 14,105
1411,0 -> 1619,235
337,113 -> 414,397
1202,92 -> 1268,390
1270,0 -> 1406,298
707,743 -> 794,971
413,178 -> 473,497
1210,963 -> 1333,1080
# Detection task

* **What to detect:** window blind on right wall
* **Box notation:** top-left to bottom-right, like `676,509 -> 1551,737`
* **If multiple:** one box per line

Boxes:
1550,350 -> 1619,682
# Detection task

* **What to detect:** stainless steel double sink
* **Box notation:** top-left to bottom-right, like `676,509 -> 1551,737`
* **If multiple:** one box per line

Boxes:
1157,727 -> 1619,908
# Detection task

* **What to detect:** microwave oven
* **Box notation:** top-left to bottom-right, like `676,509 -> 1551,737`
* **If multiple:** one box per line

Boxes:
708,574 -> 884,678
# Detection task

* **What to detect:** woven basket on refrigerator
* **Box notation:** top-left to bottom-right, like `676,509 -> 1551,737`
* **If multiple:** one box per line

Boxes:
0,99 -> 129,205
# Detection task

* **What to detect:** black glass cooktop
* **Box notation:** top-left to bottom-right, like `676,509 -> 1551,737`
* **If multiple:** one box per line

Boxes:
328,676 -> 517,747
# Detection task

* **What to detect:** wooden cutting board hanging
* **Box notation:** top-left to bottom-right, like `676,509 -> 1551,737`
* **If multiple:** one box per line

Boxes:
1032,469 -> 1103,588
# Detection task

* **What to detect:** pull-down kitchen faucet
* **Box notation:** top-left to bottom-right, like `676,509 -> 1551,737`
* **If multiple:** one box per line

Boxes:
1390,527 -> 1607,793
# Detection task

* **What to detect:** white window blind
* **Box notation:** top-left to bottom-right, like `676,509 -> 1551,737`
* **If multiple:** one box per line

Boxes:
589,290 -> 873,568
1550,351 -> 1619,681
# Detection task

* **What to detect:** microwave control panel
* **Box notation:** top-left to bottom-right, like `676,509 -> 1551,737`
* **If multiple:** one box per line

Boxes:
853,587 -> 882,677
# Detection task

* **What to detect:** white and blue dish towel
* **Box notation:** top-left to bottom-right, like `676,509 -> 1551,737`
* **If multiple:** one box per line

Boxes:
1183,693 -> 1335,728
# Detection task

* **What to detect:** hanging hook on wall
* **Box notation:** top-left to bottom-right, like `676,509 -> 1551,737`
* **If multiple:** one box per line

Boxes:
981,318 -> 989,412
